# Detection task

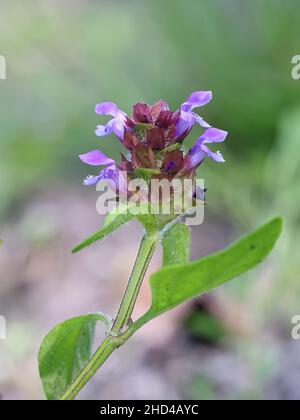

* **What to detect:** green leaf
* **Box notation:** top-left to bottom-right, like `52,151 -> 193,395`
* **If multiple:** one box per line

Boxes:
162,223 -> 191,266
132,217 -> 282,330
72,208 -> 135,253
38,313 -> 111,400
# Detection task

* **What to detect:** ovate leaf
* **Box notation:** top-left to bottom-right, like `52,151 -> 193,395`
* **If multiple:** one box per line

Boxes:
133,217 -> 282,329
38,313 -> 111,400
162,223 -> 191,266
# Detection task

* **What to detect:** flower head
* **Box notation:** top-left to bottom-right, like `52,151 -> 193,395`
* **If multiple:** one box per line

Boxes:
80,91 -> 228,201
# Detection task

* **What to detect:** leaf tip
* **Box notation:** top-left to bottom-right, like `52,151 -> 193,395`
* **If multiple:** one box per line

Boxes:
269,216 -> 284,239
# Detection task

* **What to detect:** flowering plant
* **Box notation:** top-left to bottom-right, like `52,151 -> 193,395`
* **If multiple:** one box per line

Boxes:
38,92 -> 282,400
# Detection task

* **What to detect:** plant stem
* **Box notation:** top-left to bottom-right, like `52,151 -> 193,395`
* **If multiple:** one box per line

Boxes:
60,336 -> 118,400
111,232 -> 159,334
59,231 -> 159,400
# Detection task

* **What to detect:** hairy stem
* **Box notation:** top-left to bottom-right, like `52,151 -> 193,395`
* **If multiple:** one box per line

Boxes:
59,231 -> 159,400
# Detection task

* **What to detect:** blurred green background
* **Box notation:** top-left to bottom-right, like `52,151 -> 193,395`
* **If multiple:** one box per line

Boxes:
1,0 -> 300,400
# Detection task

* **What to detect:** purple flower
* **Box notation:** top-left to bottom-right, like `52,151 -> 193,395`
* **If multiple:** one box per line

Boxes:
184,128 -> 228,171
95,102 -> 128,141
175,91 -> 212,140
83,164 -> 128,196
79,149 -> 129,196
79,150 -> 115,166
80,91 -> 228,196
